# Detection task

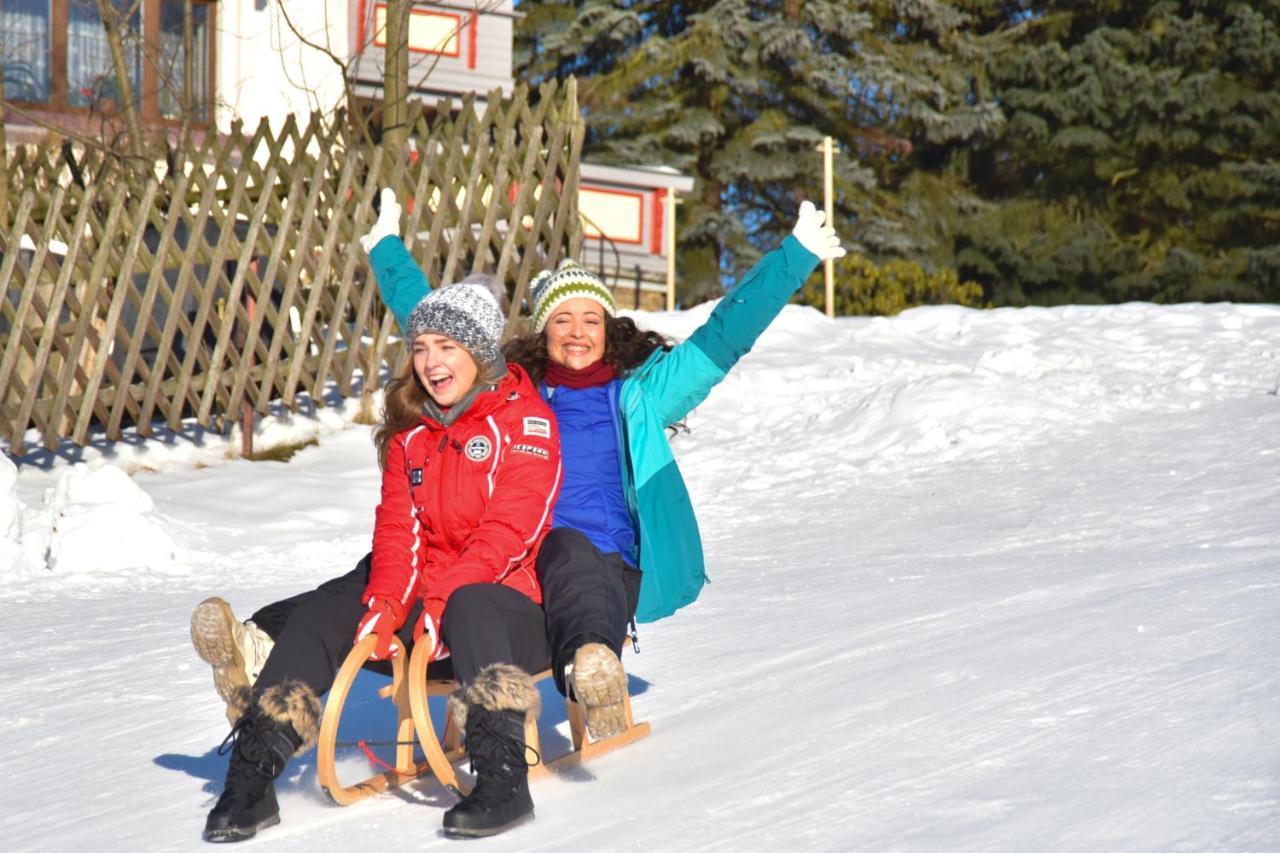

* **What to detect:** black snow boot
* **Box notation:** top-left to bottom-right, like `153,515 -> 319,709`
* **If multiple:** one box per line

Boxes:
203,680 -> 320,843
442,663 -> 541,839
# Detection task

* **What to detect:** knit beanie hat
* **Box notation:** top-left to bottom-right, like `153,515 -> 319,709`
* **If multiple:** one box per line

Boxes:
405,274 -> 506,370
529,259 -> 616,332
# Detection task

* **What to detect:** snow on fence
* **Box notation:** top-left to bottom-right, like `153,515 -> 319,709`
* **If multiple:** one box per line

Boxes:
0,81 -> 584,455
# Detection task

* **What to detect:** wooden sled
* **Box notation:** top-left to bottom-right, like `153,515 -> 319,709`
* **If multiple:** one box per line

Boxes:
316,634 -> 651,806
316,635 -> 425,806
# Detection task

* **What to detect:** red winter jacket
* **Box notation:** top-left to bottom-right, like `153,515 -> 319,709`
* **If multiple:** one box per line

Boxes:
363,364 -> 562,624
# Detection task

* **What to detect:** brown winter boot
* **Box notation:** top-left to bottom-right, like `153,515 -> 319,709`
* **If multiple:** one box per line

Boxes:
191,597 -> 275,725
568,642 -> 628,740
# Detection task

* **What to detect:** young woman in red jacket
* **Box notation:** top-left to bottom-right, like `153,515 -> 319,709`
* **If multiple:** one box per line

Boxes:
202,279 -> 561,843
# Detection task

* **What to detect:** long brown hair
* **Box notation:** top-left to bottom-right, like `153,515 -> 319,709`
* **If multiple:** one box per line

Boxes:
373,347 -> 506,469
504,315 -> 671,386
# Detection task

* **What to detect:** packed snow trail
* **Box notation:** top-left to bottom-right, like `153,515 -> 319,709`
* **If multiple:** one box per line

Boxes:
1,302 -> 1278,851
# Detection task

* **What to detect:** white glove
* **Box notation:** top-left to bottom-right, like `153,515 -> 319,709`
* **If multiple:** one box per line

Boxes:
791,200 -> 846,261
359,187 -> 402,253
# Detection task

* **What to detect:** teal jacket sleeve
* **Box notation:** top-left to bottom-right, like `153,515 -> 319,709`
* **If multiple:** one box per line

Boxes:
368,235 -> 432,330
634,235 -> 820,426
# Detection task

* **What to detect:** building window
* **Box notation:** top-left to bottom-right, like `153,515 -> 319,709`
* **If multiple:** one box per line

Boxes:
1,0 -> 51,103
158,0 -> 209,120
579,185 -> 646,245
0,0 -> 214,124
67,0 -> 142,109
371,2 -> 463,58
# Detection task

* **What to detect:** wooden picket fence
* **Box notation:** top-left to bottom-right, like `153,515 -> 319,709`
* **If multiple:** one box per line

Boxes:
0,81 -> 585,455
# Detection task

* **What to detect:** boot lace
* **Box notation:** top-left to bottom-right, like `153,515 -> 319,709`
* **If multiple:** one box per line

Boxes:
463,715 -> 540,808
217,711 -> 293,778
212,715 -> 274,813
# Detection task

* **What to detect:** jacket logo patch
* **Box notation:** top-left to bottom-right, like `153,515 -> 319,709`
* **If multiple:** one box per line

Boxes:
464,436 -> 493,462
523,416 -> 551,438
512,443 -> 549,461
410,467 -> 423,486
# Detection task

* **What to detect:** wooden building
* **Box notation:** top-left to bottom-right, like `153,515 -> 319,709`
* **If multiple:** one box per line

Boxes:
2,0 -> 693,308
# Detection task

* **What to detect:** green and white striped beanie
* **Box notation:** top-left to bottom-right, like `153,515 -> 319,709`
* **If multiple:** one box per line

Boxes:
529,259 -> 615,332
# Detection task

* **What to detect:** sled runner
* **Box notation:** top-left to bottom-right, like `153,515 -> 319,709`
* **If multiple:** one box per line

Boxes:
316,634 -> 651,805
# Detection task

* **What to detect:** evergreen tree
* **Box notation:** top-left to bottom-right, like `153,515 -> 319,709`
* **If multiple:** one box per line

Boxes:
518,1 -> 1003,304
956,2 -> 1280,304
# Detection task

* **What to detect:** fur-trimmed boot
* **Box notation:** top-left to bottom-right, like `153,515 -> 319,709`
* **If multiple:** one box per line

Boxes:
442,663 -> 541,838
567,642 -> 628,741
203,680 -> 321,844
191,597 -> 275,725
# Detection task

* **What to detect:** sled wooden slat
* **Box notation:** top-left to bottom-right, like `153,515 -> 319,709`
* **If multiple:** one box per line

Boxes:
316,629 -> 650,808
544,694 -> 651,773
316,635 -> 425,806
406,637 -> 510,798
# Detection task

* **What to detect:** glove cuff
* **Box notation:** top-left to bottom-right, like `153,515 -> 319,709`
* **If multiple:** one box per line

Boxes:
368,595 -> 407,630
359,227 -> 392,255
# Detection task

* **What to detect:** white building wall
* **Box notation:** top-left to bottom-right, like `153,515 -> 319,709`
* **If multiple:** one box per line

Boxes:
215,0 -> 352,135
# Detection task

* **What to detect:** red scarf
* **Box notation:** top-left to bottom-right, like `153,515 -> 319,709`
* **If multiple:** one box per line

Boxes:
545,359 -> 618,389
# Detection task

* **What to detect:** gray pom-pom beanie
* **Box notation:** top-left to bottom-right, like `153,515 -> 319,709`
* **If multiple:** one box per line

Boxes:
405,274 -> 506,370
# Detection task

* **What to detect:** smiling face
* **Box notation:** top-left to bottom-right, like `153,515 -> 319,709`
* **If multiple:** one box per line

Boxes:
413,333 -> 479,407
545,297 -> 607,370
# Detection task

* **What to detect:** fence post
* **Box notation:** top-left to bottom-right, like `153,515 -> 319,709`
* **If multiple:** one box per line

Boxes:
241,259 -> 257,457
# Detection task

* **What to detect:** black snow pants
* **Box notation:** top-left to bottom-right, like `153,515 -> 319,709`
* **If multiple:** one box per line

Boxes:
535,528 -> 642,695
250,527 -> 641,698
251,555 -> 551,699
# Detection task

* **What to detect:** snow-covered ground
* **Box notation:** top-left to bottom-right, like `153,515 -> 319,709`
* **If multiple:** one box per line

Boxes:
2,301 -> 1278,851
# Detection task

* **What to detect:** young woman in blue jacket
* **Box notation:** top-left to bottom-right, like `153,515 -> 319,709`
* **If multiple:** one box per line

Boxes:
361,190 -> 844,740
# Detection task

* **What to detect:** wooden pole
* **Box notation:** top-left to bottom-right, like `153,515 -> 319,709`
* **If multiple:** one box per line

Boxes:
821,135 -> 835,318
0,52 -> 8,228
665,190 -> 680,312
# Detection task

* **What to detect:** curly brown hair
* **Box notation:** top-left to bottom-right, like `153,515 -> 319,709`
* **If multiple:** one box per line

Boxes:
373,350 -> 506,469
503,315 -> 672,386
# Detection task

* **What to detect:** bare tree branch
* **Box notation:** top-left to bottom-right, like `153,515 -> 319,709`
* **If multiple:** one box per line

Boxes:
0,98 -> 152,163
382,0 -> 410,159
95,0 -> 146,156
178,0 -> 195,163
273,0 -> 374,146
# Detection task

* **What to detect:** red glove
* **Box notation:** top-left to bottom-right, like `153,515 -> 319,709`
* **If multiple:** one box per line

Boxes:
413,599 -> 449,661
355,596 -> 406,661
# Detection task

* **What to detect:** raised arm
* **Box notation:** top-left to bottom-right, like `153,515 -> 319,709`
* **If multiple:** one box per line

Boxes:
636,201 -> 845,426
360,188 -> 432,329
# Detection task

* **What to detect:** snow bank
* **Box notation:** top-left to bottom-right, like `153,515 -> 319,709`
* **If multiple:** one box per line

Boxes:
638,301 -> 1280,475
0,453 -> 25,572
48,502 -> 179,577
2,463 -> 185,582
44,464 -> 180,577
1,300 -> 1278,850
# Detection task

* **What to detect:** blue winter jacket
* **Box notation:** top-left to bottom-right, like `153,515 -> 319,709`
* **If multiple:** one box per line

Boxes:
368,235 -> 821,621
542,381 -> 638,564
